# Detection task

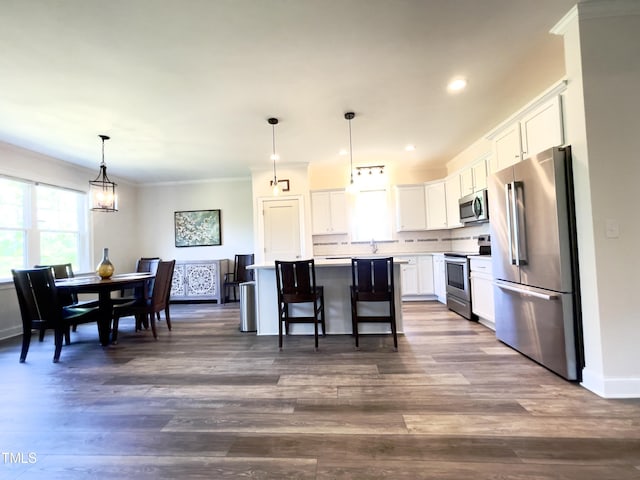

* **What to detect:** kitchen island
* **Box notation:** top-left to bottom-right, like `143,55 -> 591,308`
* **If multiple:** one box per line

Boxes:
249,258 -> 404,336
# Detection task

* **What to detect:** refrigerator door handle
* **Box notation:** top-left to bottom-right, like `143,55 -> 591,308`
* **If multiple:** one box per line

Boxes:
494,280 -> 560,300
513,181 -> 528,265
505,183 -> 516,265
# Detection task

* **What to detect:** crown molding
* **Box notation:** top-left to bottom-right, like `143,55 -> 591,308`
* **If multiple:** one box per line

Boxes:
552,0 -> 640,35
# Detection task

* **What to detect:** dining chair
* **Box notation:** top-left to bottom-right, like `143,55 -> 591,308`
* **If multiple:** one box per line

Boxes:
223,254 -> 254,303
111,260 -> 175,343
34,263 -> 99,338
274,259 -> 325,351
350,257 -> 398,351
116,256 -> 161,327
12,267 -> 100,363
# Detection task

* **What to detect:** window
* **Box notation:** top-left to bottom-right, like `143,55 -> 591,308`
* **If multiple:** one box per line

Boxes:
349,165 -> 392,242
352,188 -> 392,242
0,176 -> 89,279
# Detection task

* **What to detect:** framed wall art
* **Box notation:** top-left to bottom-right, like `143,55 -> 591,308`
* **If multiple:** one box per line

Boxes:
174,209 -> 221,247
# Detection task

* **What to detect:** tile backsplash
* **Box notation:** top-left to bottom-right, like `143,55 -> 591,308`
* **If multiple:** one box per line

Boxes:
313,223 -> 491,257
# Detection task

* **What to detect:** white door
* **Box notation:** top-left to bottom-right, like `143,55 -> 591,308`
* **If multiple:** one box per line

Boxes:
263,198 -> 302,262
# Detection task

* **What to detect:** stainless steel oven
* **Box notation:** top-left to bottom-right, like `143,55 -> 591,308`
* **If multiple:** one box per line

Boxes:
445,253 -> 473,320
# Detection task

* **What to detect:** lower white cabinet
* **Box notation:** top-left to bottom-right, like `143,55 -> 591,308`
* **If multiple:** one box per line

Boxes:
171,259 -> 228,303
399,255 -> 435,301
470,256 -> 495,330
432,253 -> 446,304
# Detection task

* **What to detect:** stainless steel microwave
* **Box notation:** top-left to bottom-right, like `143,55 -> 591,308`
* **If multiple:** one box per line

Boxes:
459,189 -> 489,224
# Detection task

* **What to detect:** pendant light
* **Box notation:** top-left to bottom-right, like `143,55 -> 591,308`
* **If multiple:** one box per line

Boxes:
89,134 -> 118,212
268,117 -> 280,196
344,112 -> 357,193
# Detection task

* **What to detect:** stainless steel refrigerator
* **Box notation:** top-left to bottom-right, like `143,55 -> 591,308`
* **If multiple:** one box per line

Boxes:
488,146 -> 584,381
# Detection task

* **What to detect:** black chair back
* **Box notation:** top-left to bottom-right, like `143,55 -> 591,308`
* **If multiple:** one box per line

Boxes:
34,263 -> 76,305
13,267 -> 63,362
13,267 -> 62,327
275,259 -> 317,303
351,257 -> 394,301
234,254 -> 254,282
150,260 -> 175,311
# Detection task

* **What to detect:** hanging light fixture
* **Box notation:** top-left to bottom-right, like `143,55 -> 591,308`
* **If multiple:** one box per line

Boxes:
344,112 -> 357,193
89,134 -> 118,212
268,117 -> 280,196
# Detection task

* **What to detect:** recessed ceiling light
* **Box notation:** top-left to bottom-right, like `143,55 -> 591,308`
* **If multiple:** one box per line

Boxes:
339,148 -> 348,156
405,144 -> 416,152
447,77 -> 467,93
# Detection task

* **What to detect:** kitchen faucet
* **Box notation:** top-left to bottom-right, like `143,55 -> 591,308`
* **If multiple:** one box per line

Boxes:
370,238 -> 378,254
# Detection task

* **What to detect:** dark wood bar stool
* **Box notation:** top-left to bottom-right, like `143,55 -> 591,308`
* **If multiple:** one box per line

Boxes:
275,259 -> 325,351
350,257 -> 398,351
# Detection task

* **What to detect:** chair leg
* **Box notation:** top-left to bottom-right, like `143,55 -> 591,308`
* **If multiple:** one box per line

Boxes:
64,326 -> 71,346
351,296 -> 360,350
53,328 -> 64,363
165,306 -> 172,331
314,315 -> 319,352
278,304 -> 283,351
38,327 -> 46,342
319,297 -> 326,336
390,301 -> 398,352
150,313 -> 158,339
19,329 -> 32,363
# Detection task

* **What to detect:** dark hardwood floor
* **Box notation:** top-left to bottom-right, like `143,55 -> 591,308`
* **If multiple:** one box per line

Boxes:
1,301 -> 639,479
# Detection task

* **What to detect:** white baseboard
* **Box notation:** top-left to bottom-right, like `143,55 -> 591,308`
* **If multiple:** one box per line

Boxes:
581,367 -> 640,398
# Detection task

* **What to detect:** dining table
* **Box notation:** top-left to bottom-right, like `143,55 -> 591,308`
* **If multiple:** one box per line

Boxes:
55,272 -> 155,346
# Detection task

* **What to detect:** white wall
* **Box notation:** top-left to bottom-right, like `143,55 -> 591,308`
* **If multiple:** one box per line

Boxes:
555,2 -> 640,397
136,178 -> 254,268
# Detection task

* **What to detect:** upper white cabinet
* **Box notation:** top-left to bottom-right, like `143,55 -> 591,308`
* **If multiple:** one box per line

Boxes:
445,175 -> 462,228
489,84 -> 565,174
520,95 -> 564,160
425,181 -> 447,230
396,185 -> 427,231
492,122 -> 522,172
311,190 -> 348,235
472,158 -> 488,191
460,157 -> 489,196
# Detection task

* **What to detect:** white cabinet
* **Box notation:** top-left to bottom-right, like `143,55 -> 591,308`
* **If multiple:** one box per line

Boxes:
396,185 -> 427,231
433,253 -> 446,304
460,157 -> 489,196
472,158 -> 488,191
399,255 -> 435,301
445,175 -> 462,228
470,256 -> 495,330
460,168 -> 474,197
492,123 -> 522,172
425,181 -> 447,230
311,190 -> 348,235
520,95 -> 564,161
490,93 -> 564,174
418,255 -> 434,294
400,256 -> 419,296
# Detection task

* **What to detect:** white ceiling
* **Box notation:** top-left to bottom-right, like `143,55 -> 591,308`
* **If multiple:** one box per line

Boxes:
0,0 -> 577,184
